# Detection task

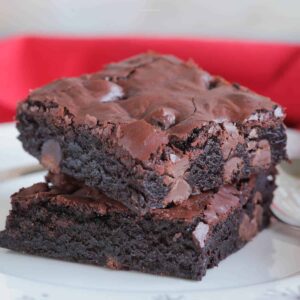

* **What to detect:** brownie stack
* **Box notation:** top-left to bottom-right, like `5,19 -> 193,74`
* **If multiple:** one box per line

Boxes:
0,53 -> 287,280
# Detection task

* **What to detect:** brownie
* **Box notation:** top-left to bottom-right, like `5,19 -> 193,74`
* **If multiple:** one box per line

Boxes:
16,53 -> 287,213
0,172 -> 275,280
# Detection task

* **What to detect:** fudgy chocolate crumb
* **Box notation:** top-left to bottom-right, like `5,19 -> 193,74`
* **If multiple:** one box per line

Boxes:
0,171 -> 275,280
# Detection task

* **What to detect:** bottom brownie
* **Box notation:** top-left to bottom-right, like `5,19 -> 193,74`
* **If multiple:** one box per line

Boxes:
0,172 -> 275,280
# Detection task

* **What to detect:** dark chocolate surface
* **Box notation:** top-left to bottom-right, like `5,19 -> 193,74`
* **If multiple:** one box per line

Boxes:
28,53 -> 284,161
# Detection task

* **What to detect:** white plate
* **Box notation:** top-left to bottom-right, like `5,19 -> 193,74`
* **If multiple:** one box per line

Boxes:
0,122 -> 299,300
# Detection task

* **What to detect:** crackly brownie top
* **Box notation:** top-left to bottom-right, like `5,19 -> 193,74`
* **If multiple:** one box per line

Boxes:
26,53 -> 284,160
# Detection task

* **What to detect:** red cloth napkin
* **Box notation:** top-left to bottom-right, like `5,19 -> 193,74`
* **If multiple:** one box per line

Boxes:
0,36 -> 299,126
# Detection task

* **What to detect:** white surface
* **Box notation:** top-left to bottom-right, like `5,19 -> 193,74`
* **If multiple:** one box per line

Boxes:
0,0 -> 300,42
0,123 -> 299,300
271,127 -> 300,227
273,168 -> 300,227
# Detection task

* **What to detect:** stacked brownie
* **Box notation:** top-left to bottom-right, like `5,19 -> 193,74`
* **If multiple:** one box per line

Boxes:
0,53 -> 287,280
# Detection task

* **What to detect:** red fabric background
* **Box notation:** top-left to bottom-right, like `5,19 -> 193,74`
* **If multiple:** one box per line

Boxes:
0,36 -> 299,126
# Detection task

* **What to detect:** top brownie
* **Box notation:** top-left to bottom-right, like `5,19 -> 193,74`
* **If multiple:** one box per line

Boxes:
17,53 -> 287,213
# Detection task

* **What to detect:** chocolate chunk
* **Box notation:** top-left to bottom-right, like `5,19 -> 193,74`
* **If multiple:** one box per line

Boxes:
85,114 -> 98,127
163,178 -> 192,206
204,188 -> 240,224
117,120 -> 168,161
84,77 -> 124,103
147,107 -> 177,129
239,205 -> 263,241
192,222 -> 209,248
99,82 -> 124,103
41,140 -> 62,173
250,140 -> 271,168
223,157 -> 244,183
165,155 -> 190,178
248,128 -> 258,139
221,121 -> 244,159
